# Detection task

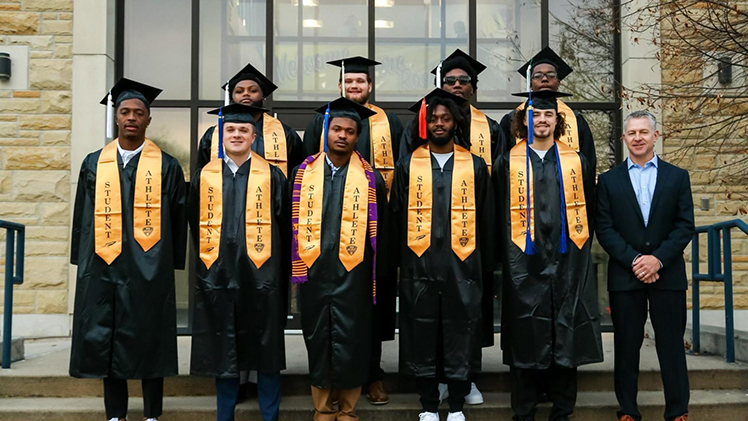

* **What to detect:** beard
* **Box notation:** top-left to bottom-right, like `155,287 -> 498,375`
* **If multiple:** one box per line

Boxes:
427,126 -> 455,146
345,89 -> 369,105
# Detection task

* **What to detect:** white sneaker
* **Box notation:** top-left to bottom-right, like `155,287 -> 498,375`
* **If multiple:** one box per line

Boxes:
438,382 -> 449,402
465,382 -> 483,405
446,411 -> 466,421
419,412 -> 440,421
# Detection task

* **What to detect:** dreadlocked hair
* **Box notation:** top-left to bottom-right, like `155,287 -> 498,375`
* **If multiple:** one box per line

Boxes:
409,97 -> 470,152
511,106 -> 567,141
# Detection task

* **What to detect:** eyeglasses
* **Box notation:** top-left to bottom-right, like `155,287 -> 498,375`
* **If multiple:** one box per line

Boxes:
442,75 -> 471,86
531,72 -> 558,80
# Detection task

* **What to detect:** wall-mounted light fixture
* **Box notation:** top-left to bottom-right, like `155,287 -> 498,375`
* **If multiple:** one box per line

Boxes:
0,52 -> 10,81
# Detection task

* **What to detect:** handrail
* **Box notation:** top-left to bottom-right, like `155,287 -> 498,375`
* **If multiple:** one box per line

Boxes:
1,220 -> 25,369
691,218 -> 748,363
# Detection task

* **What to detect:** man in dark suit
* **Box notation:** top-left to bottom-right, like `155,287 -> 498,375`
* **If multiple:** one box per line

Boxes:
596,110 -> 694,421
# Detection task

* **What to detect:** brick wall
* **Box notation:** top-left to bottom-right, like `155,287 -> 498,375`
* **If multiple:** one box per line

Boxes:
658,2 -> 748,309
0,0 -> 73,316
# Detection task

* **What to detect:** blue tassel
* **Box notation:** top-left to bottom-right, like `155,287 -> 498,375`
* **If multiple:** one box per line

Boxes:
554,143 -> 568,254
217,107 -> 225,159
524,140 -> 535,255
322,103 -> 330,153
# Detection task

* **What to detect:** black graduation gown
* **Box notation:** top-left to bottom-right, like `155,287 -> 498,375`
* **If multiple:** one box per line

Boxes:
197,115 -> 305,171
302,111 -> 402,343
69,149 -> 187,379
291,160 -> 391,389
494,147 -> 603,369
390,151 -> 495,380
398,109 -> 508,165
499,108 -> 597,176
188,159 -> 289,378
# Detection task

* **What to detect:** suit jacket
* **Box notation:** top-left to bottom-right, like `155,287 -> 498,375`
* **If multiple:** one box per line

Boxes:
596,158 -> 695,291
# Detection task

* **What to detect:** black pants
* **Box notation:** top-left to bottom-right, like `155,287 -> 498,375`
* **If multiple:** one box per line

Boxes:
366,310 -> 385,387
104,377 -> 164,419
417,376 -> 470,413
510,366 -> 577,421
610,289 -> 689,421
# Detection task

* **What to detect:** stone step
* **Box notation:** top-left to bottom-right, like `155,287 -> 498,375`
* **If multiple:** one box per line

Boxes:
1,390 -> 747,420
2,365 -> 748,399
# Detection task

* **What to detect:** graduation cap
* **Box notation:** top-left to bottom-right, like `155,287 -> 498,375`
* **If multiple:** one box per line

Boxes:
100,78 -> 162,140
517,47 -> 573,81
314,97 -> 377,152
407,88 -> 467,141
222,62 -> 278,100
512,90 -> 573,110
430,49 -> 486,89
327,56 -> 381,76
207,103 -> 267,125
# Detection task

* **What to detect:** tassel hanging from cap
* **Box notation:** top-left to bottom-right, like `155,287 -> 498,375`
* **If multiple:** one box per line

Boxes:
418,98 -> 427,140
436,61 -> 443,88
217,107 -> 225,159
224,80 -> 230,106
105,90 -> 114,140
322,103 -> 330,153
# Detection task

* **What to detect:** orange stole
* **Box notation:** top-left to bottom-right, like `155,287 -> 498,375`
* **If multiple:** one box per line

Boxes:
297,153 -> 325,268
368,104 -> 395,192
199,156 -> 273,269
469,106 -> 492,172
262,114 -> 288,177
514,99 -> 580,152
95,139 -> 163,265
509,140 -> 589,252
407,144 -> 477,261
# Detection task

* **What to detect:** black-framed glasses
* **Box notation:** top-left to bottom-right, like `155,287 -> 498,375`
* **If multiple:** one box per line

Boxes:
442,75 -> 471,86
531,72 -> 558,80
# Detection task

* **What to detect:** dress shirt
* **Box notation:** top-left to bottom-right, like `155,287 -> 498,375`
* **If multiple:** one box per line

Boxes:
224,153 -> 251,175
627,154 -> 658,227
325,154 -> 341,178
117,141 -> 145,168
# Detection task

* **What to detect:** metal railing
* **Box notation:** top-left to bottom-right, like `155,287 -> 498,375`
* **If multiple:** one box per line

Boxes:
1,220 -> 25,369
691,218 -> 748,363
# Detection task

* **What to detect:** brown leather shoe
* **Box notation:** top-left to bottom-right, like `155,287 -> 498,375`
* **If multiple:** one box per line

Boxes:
366,380 -> 389,405
618,416 -> 635,421
672,415 -> 689,421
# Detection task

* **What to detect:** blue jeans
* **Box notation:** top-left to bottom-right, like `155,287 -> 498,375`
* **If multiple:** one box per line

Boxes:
216,372 -> 281,421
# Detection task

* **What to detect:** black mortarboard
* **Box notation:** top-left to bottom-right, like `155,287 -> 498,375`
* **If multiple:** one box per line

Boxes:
512,90 -> 572,110
327,56 -> 381,76
314,97 -> 377,121
407,88 -> 467,113
207,103 -> 267,125
430,49 -> 487,76
222,62 -> 278,98
100,78 -> 162,109
517,47 -> 573,81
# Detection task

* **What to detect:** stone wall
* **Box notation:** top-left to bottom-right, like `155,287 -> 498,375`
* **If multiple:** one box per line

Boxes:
657,2 -> 748,309
0,0 -> 73,318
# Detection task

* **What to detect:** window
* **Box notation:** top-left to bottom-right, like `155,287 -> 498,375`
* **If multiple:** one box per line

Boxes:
119,0 -> 623,333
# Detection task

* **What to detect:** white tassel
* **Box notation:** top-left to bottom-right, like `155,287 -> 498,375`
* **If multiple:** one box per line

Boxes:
436,61 -> 442,88
224,80 -> 230,105
274,112 -> 277,119
341,60 -> 345,98
105,90 -> 114,140
526,62 -> 532,92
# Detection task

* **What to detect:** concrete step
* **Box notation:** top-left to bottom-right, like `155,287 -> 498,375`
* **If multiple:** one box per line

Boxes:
1,390 -> 747,420
3,365 -> 748,398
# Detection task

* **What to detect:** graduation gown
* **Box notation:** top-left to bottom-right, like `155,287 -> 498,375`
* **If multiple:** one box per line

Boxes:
292,160 -> 391,389
69,149 -> 187,379
188,159 -> 289,377
390,150 -> 495,380
499,108 -> 597,175
399,109 -> 508,164
302,111 -> 402,343
197,115 -> 305,171
494,147 -> 603,369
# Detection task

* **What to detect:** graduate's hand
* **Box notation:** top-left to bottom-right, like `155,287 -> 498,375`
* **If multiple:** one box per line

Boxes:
633,255 -> 661,281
